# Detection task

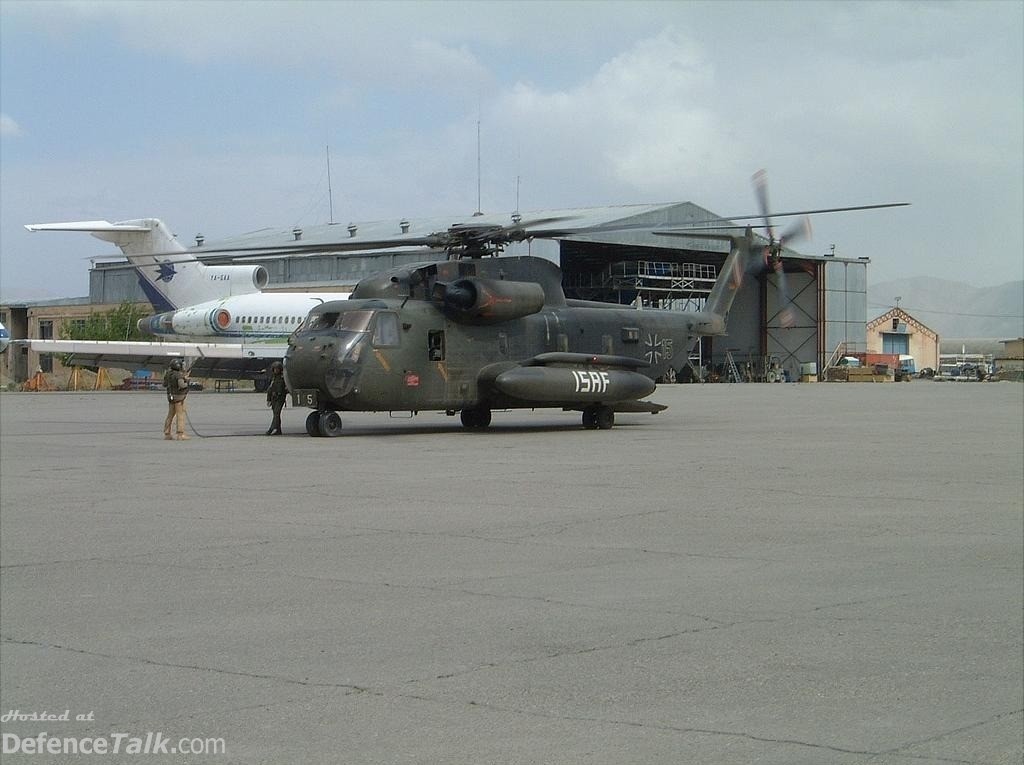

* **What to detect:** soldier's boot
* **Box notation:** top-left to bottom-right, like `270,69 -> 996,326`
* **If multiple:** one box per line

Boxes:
177,432 -> 190,441
164,431 -> 173,440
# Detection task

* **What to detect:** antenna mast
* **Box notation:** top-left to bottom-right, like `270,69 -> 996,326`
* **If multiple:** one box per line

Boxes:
476,118 -> 482,215
515,140 -> 521,216
326,145 -> 335,224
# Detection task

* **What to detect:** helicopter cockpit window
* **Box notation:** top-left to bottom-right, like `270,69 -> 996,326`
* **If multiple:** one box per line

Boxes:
337,310 -> 374,332
372,312 -> 400,347
305,312 -> 340,331
331,311 -> 372,331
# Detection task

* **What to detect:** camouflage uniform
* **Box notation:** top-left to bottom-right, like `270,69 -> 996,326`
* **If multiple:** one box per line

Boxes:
266,363 -> 289,435
163,364 -> 190,440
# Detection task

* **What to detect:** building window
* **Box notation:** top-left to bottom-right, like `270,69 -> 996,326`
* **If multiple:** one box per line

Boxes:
37,320 -> 54,372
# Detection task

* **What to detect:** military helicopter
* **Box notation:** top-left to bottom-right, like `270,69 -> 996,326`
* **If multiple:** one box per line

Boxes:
286,238 -> 733,436
272,192 -> 905,436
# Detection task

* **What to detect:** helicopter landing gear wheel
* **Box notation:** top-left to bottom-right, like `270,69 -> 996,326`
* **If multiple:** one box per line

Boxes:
583,405 -> 614,430
318,410 -> 343,437
460,406 -> 492,430
305,411 -> 322,437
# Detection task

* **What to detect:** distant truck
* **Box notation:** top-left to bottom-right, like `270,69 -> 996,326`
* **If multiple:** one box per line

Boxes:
896,355 -> 916,382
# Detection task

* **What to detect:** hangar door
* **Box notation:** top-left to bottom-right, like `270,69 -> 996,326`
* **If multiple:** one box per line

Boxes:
881,332 -> 910,355
765,267 -> 819,379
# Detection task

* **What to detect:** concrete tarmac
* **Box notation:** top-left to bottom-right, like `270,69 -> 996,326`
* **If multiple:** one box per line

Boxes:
1,382 -> 1021,764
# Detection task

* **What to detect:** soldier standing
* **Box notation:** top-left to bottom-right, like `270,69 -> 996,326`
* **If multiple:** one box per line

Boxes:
163,358 -> 190,440
265,361 -> 288,435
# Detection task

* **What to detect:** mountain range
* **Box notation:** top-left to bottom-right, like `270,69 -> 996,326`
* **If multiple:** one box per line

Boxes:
867,278 -> 1023,340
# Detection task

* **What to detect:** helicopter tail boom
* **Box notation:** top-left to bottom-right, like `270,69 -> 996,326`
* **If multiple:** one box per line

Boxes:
703,232 -> 752,320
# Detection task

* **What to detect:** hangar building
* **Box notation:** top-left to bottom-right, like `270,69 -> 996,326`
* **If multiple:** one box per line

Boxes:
3,202 -> 877,385
866,307 -> 940,373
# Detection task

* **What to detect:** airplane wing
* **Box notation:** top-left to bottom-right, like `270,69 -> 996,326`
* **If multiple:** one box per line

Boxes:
18,339 -> 286,380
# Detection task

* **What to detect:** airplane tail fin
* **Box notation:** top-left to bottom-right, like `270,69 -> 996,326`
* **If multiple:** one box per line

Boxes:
25,218 -> 267,313
25,218 -> 185,258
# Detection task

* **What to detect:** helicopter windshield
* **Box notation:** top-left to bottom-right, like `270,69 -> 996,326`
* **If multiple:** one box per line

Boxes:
337,310 -> 375,332
304,309 -> 375,333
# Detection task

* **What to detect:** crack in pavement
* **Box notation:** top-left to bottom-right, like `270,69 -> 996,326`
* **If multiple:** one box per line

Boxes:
3,633 -> 1013,764
400,695 -> 1001,764
873,707 -> 1024,758
0,635 -> 369,693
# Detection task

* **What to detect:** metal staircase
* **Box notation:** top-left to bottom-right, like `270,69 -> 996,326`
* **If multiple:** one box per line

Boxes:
725,350 -> 743,383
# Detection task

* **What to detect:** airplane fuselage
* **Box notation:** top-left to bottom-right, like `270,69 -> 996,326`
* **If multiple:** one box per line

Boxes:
139,291 -> 349,343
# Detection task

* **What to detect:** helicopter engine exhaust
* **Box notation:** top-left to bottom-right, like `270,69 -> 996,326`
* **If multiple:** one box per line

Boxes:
434,277 -> 544,325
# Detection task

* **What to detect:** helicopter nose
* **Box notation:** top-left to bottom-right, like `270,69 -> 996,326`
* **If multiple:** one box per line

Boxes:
287,332 -> 365,402
284,337 -> 327,388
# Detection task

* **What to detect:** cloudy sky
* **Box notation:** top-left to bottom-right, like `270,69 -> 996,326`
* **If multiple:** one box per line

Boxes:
1,0 -> 1021,301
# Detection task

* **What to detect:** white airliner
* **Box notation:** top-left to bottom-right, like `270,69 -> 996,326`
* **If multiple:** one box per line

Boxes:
21,219 -> 350,381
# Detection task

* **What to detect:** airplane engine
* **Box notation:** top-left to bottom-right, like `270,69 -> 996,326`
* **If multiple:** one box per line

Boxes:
139,305 -> 235,337
434,277 -> 544,324
202,265 -> 269,291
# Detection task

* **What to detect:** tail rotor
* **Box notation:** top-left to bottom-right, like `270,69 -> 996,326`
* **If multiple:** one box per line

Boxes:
752,170 -> 814,328
652,171 -> 908,328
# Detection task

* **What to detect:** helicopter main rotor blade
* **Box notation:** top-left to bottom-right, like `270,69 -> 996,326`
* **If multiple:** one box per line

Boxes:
681,201 -> 909,228
778,216 -> 812,248
752,169 -> 776,242
126,193 -> 908,262
138,235 -> 442,261
143,215 -> 593,261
